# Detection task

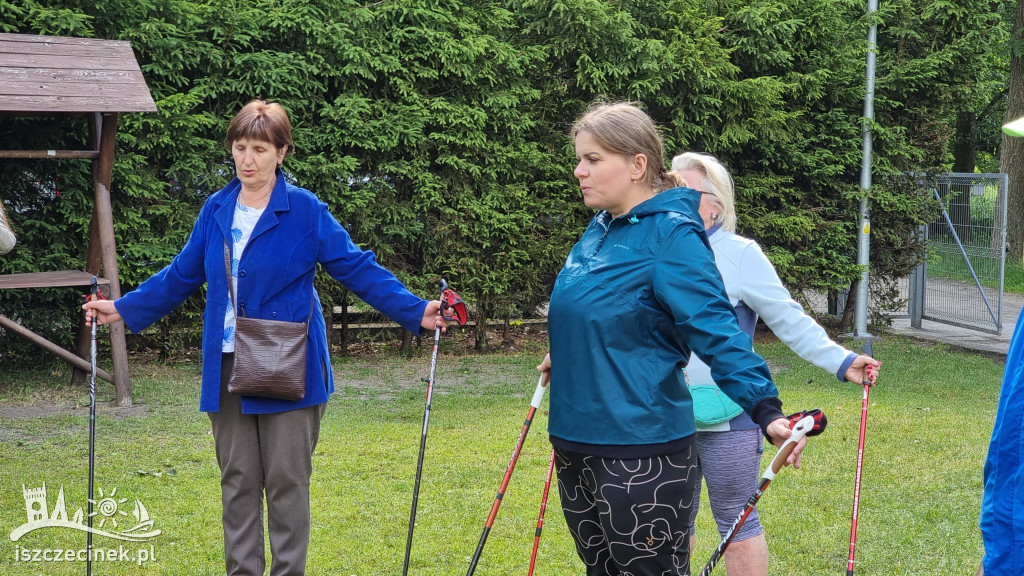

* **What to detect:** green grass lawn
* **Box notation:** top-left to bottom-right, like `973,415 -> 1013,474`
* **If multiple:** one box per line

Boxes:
0,334 -> 1000,575
1005,258 -> 1024,294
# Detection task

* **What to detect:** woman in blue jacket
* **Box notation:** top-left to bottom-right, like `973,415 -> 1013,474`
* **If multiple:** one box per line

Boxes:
84,100 -> 446,576
537,102 -> 806,576
979,310 -> 1024,576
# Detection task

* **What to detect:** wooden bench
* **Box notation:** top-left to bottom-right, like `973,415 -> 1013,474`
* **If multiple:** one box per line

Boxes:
0,271 -> 111,290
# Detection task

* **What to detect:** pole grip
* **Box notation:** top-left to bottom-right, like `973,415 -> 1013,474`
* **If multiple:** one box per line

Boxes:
766,414 -> 814,479
530,372 -> 548,408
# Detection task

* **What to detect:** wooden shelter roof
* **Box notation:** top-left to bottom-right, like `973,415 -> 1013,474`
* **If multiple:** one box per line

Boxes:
0,32 -> 155,404
0,32 -> 156,114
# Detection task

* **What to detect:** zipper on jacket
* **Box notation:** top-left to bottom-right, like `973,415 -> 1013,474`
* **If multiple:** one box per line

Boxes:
585,214 -> 614,260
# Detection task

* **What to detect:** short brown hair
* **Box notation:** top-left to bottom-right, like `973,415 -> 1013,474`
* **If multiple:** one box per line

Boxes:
226,99 -> 294,155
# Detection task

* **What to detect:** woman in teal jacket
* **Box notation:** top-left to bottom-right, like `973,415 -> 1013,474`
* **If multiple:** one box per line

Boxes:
538,102 -> 804,576
85,100 -> 445,576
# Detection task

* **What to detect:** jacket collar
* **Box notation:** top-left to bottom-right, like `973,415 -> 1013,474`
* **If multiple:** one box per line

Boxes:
215,170 -> 289,244
597,186 -> 703,227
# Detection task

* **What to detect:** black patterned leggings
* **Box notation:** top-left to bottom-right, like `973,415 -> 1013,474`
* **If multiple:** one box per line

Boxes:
555,445 -> 697,576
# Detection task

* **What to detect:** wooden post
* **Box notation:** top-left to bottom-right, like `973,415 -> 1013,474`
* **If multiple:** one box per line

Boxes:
73,114 -> 106,386
0,314 -> 115,383
93,113 -> 132,406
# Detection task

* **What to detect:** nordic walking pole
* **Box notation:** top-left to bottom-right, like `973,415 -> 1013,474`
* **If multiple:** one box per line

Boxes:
466,371 -> 550,576
528,449 -> 556,576
87,276 -> 99,576
700,413 -> 820,576
848,340 -> 875,576
402,279 -> 465,576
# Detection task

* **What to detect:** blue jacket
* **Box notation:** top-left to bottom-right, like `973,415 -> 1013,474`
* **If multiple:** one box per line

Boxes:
547,187 -> 784,449
116,172 -> 428,414
981,311 -> 1024,574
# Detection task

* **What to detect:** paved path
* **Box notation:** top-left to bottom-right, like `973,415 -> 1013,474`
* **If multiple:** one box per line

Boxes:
885,289 -> 1022,359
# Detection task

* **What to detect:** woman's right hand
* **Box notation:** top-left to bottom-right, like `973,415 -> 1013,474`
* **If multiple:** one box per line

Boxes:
82,299 -> 122,326
765,417 -> 808,469
537,353 -> 551,386
845,355 -> 881,386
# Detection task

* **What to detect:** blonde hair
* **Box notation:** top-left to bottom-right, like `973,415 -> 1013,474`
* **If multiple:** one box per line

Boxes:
572,102 -> 682,191
671,152 -> 736,232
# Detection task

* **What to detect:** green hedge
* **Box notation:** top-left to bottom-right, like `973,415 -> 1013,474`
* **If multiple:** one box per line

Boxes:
0,0 -> 1008,357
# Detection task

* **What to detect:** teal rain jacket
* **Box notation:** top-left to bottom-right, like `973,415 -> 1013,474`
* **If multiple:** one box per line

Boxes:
547,187 -> 784,449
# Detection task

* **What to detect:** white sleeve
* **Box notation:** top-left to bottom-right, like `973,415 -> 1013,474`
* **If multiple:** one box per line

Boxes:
736,240 -> 852,375
0,215 -> 14,254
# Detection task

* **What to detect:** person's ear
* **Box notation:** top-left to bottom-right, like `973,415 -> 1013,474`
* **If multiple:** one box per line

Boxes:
631,154 -> 648,183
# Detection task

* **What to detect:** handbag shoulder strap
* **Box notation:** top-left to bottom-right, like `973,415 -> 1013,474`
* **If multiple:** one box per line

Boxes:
221,240 -> 234,315
224,239 -> 315,328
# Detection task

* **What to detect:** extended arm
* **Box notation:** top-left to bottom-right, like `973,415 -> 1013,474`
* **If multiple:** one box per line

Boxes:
736,241 -> 878,382
315,206 -> 432,334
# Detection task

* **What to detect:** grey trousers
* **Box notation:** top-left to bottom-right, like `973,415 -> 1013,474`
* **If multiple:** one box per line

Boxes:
209,354 -> 327,576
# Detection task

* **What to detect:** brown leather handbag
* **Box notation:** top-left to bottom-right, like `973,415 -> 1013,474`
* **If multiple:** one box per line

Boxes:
224,242 -> 311,401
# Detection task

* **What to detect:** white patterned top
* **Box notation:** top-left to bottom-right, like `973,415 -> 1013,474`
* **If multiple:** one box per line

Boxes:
222,201 -> 265,352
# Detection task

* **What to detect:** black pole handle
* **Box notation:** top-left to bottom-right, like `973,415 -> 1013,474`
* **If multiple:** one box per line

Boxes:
439,278 -> 449,314
89,276 -> 98,326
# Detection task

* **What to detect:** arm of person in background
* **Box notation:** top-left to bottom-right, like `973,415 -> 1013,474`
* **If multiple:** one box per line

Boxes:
0,201 -> 15,254
733,238 -> 880,385
656,225 -> 807,466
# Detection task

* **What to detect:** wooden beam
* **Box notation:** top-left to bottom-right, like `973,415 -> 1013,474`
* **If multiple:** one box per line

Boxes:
76,117 -> 105,388
0,67 -> 147,85
0,271 -> 110,290
0,95 -> 157,113
0,37 -> 136,59
2,54 -> 141,71
0,150 -> 99,159
94,112 -> 132,406
2,81 -> 147,98
0,32 -> 134,50
0,314 -> 115,384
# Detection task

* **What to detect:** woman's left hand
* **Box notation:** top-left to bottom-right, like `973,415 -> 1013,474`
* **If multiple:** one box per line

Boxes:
765,417 -> 808,469
422,300 -> 449,332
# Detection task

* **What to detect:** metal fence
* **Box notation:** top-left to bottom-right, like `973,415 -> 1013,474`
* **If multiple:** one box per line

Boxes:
909,172 -> 1008,334
801,277 -> 909,327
